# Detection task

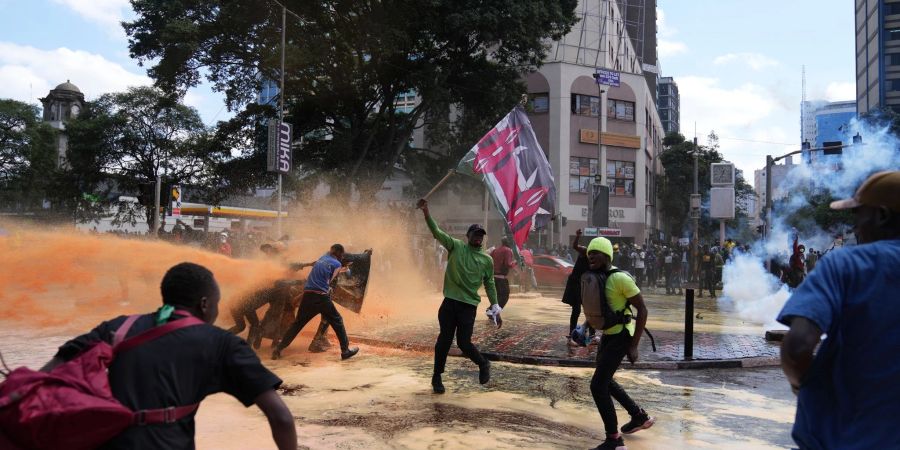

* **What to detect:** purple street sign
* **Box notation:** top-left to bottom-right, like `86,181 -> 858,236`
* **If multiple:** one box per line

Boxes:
594,69 -> 620,87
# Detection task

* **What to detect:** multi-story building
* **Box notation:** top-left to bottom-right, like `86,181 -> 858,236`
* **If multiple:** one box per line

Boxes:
657,77 -> 680,134
800,100 -> 857,162
525,0 -> 664,245
856,0 -> 900,114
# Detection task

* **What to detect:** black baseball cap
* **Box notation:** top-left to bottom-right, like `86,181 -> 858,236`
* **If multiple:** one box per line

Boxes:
467,224 -> 487,235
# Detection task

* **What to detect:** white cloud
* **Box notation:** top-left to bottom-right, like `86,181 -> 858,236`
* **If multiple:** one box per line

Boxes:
0,42 -> 150,102
657,8 -> 688,59
824,81 -> 855,102
713,53 -> 779,71
52,0 -> 132,37
659,40 -> 688,58
677,76 -> 789,175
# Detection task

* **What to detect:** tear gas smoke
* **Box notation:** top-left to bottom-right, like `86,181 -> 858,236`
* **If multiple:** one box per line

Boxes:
0,202 -> 437,335
720,118 -> 900,327
720,253 -> 790,329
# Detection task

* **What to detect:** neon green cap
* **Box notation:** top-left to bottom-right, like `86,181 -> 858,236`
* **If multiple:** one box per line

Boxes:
587,237 -> 614,262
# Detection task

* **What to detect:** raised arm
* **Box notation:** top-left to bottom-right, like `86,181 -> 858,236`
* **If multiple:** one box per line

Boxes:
572,228 -> 587,256
417,198 -> 455,251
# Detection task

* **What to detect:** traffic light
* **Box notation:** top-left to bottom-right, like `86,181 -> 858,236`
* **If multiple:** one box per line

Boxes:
561,216 -> 568,227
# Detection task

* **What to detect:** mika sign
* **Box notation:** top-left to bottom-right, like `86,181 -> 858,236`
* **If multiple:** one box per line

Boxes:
267,121 -> 292,174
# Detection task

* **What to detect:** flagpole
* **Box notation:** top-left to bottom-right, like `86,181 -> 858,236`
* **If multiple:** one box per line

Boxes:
421,169 -> 457,201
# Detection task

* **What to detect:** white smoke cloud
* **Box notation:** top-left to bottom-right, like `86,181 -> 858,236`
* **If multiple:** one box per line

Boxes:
721,116 -> 900,327
721,253 -> 790,329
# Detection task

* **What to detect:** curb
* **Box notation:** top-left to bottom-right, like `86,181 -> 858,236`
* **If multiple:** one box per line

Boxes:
349,336 -> 781,370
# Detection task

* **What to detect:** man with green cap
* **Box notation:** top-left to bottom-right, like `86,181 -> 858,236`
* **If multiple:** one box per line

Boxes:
584,237 -> 654,450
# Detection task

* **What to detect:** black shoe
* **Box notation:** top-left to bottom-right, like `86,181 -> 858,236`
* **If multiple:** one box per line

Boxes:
271,348 -> 282,360
479,360 -> 491,384
432,374 -> 445,394
590,435 -> 626,450
621,409 -> 655,434
341,347 -> 359,360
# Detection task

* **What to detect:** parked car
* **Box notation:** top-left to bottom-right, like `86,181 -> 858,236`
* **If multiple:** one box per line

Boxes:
530,254 -> 574,288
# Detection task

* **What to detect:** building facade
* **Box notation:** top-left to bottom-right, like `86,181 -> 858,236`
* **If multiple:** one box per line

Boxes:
657,77 -> 680,134
526,0 -> 665,245
856,0 -> 900,114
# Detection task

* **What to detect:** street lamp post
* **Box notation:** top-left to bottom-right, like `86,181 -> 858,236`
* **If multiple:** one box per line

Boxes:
276,5 -> 286,238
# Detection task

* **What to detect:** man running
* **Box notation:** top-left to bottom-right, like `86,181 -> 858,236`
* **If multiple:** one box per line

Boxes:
584,237 -> 654,450
490,237 -> 517,309
417,198 -> 499,395
272,244 -> 359,361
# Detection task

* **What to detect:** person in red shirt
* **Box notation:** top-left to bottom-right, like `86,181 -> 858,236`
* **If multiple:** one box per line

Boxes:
218,232 -> 233,257
490,238 -> 517,308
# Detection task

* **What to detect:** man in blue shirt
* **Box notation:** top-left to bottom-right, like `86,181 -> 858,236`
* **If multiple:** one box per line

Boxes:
272,244 -> 359,361
778,170 -> 900,449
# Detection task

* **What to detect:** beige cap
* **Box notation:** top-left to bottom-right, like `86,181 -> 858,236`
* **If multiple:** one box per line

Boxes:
830,171 -> 900,212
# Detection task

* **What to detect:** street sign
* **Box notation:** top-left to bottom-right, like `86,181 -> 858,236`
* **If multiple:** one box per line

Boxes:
597,227 -> 622,237
594,69 -> 620,87
267,121 -> 292,174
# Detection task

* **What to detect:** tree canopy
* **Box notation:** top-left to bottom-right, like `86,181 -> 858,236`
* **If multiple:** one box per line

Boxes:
0,99 -> 57,209
64,87 -> 221,224
124,0 -> 579,200
658,132 -> 755,240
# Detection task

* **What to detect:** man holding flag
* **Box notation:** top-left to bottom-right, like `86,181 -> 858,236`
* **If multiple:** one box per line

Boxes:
417,103 -> 557,394
417,198 -> 499,395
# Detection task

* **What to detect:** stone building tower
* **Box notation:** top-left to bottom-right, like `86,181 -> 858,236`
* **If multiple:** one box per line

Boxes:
39,80 -> 85,167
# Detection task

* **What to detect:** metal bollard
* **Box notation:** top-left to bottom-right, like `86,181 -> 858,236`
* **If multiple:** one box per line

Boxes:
684,288 -> 694,360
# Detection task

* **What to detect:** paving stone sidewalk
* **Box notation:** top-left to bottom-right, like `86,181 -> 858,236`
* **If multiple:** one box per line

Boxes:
351,319 -> 780,370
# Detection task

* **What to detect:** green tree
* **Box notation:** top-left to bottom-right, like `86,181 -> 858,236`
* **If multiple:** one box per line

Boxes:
66,87 -> 221,226
0,99 -> 58,209
124,0 -> 578,201
658,131 -> 755,241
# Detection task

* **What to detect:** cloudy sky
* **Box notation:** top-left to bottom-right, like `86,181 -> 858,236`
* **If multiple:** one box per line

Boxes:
657,0 -> 855,175
0,0 -> 855,176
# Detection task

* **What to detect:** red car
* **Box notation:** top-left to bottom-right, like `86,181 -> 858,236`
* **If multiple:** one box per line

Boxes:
530,255 -> 574,287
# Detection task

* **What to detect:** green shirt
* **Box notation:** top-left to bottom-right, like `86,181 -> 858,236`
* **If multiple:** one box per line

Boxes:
427,216 -> 498,307
604,266 -> 641,335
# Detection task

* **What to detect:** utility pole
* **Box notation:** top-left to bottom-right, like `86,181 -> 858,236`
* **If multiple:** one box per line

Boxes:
692,136 -> 699,281
152,174 -> 161,236
276,5 -> 286,238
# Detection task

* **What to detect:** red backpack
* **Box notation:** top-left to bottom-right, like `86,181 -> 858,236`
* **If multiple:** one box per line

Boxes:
0,312 -> 205,450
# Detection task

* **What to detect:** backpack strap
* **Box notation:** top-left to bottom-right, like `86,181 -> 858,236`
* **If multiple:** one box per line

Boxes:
133,404 -> 200,426
114,315 -> 205,355
112,311 -> 205,425
112,315 -> 141,347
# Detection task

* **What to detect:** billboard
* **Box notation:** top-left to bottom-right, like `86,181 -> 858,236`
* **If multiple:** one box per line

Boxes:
267,121 -> 292,174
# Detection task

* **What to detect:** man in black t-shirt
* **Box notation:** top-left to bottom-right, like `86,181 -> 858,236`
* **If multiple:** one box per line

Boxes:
40,262 -> 297,450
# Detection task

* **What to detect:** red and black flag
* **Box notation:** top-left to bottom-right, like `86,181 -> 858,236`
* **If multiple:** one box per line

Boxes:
457,106 -> 557,249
